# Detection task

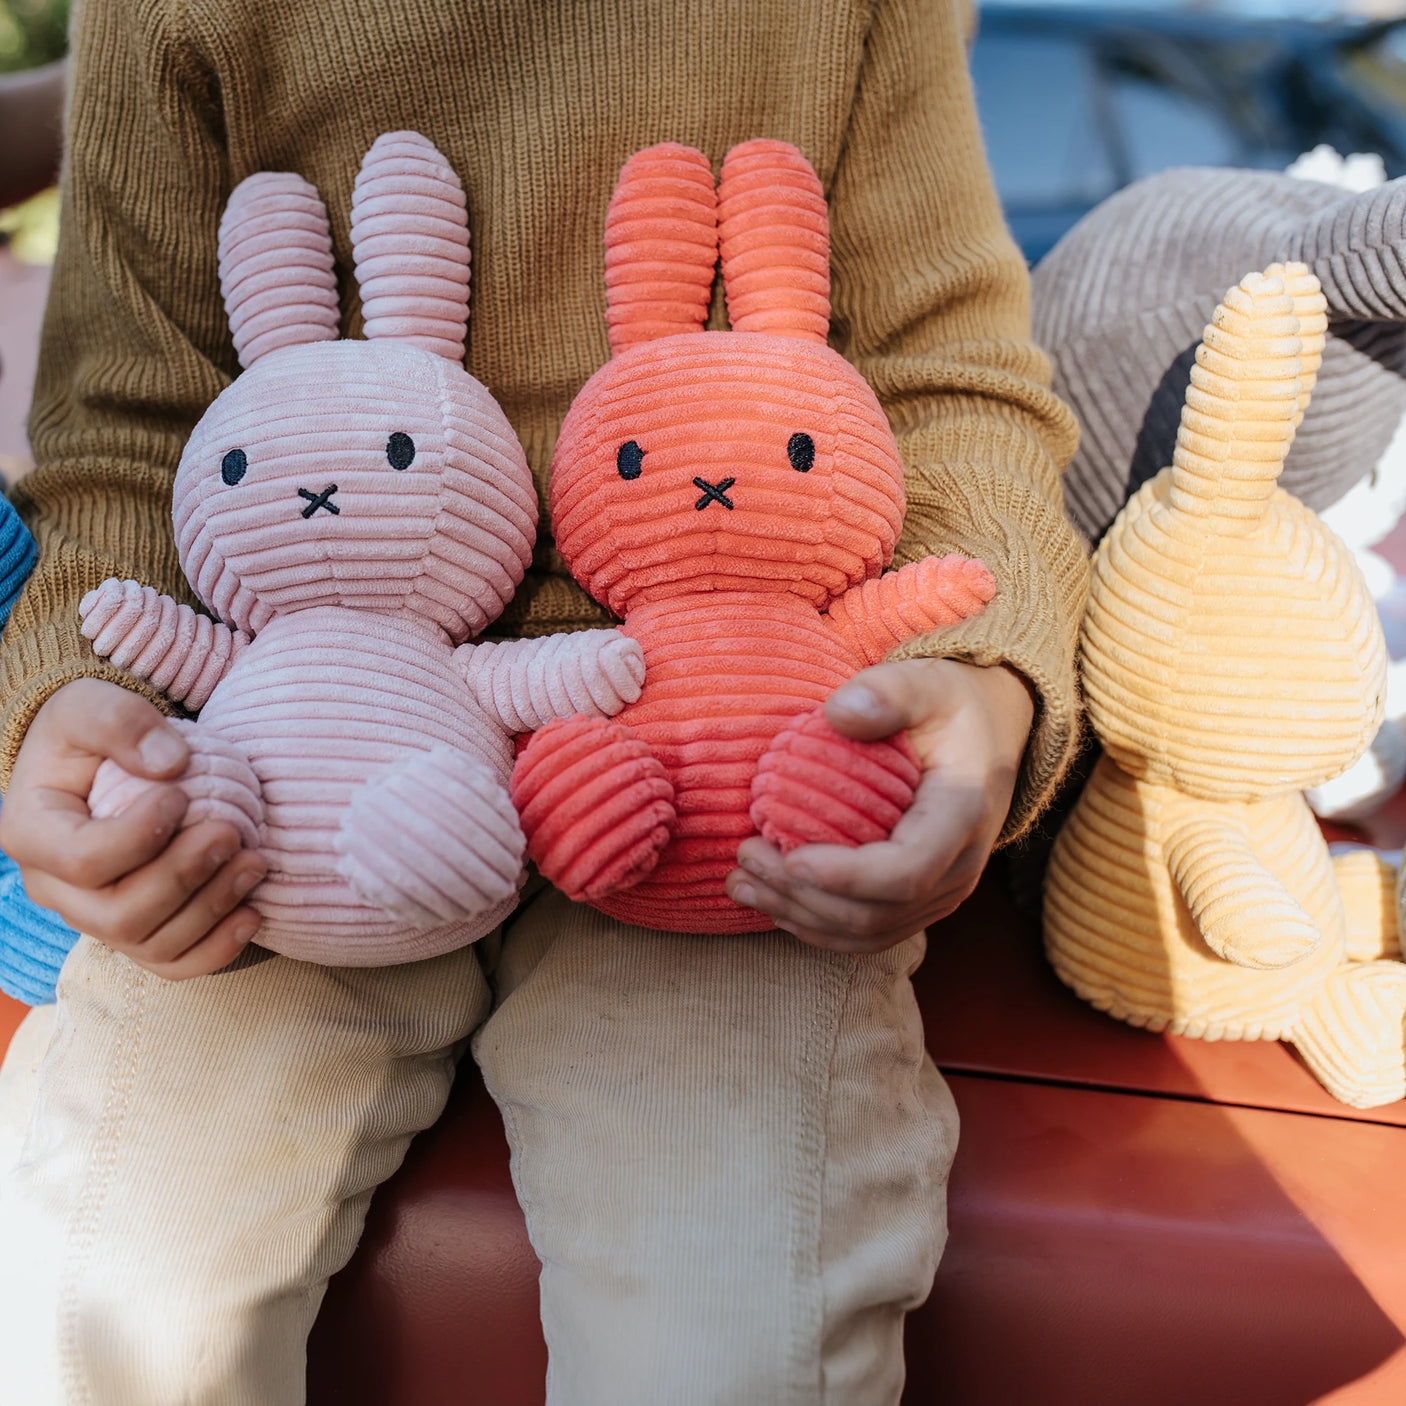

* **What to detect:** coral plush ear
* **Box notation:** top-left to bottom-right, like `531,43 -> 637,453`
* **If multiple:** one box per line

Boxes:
219,173 -> 340,369
350,131 -> 471,362
604,143 -> 718,355
717,140 -> 829,342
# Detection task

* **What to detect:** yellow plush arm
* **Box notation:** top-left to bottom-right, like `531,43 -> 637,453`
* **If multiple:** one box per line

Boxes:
1164,814 -> 1320,970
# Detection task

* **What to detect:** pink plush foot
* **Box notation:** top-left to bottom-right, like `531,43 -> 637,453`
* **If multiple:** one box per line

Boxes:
336,745 -> 524,930
750,707 -> 920,853
511,714 -> 676,901
88,718 -> 263,849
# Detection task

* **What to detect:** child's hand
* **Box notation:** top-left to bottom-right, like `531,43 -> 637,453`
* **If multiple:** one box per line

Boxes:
726,660 -> 1033,953
0,679 -> 266,979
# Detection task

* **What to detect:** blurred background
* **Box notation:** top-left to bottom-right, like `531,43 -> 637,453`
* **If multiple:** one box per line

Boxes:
8,0 -> 1406,457
0,0 -> 64,483
0,0 -> 64,72
973,0 -> 1406,260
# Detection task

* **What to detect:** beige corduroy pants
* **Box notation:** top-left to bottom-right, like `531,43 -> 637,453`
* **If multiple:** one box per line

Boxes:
0,881 -> 956,1406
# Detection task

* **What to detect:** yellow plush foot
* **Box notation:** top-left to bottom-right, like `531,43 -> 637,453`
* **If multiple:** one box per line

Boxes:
1293,961 -> 1406,1107
1333,848 -> 1401,961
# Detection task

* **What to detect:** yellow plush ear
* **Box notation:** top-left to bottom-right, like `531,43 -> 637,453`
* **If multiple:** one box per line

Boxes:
1165,263 -> 1323,536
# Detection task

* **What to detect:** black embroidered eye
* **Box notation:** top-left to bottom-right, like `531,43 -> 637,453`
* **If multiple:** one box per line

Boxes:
617,440 -> 644,481
221,449 -> 247,486
387,433 -> 416,471
787,433 -> 815,473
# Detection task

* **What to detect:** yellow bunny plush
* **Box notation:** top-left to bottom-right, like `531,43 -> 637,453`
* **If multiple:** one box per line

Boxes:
1044,262 -> 1406,1109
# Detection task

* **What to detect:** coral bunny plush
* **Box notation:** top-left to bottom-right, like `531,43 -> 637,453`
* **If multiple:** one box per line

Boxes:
1044,262 -> 1406,1109
78,132 -> 644,966
510,141 -> 996,934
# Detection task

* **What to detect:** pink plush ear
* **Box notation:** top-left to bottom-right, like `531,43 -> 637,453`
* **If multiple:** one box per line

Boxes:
350,131 -> 471,362
604,143 -> 718,356
219,173 -> 340,368
717,140 -> 829,342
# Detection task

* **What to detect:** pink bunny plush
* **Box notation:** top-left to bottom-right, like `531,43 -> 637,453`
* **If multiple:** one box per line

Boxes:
79,132 -> 645,965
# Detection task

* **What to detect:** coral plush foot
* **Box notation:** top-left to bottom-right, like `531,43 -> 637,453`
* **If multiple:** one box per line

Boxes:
88,719 -> 263,849
750,707 -> 920,853
1293,961 -> 1406,1108
336,745 -> 524,931
512,714 -> 675,901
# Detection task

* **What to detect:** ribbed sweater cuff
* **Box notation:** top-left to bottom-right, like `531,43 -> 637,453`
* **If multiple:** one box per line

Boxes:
886,426 -> 1089,842
886,586 -> 1082,847
0,620 -> 179,786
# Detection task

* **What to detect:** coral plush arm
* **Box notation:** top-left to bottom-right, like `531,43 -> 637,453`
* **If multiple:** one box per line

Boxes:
826,554 -> 996,668
1164,814 -> 1320,970
79,579 -> 249,710
456,629 -> 645,732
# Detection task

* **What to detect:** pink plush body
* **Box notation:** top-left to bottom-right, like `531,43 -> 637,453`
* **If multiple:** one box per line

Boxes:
80,133 -> 645,965
199,610 -> 512,956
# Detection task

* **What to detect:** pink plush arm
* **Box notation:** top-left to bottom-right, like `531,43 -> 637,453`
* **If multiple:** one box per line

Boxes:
79,578 -> 251,710
456,629 -> 645,732
825,554 -> 996,667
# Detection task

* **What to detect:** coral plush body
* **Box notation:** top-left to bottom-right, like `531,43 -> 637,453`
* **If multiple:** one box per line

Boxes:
613,592 -> 909,932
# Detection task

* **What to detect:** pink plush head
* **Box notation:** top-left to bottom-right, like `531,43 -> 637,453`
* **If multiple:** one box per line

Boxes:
175,132 -> 537,642
551,141 -> 904,617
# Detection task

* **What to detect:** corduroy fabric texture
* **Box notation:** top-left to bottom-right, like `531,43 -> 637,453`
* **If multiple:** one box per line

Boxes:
1043,264 -> 1406,1109
76,133 -> 647,966
0,884 -> 957,1406
512,140 -> 997,933
3,0 -> 1087,847
1033,166 -> 1406,545
0,501 -> 75,1005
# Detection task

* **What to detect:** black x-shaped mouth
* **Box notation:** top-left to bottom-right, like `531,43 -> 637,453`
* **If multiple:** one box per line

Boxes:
693,476 -> 735,511
298,484 -> 340,518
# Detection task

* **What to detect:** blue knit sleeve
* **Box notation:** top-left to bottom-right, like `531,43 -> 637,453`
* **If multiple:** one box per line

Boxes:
0,835 -> 76,1005
0,499 -> 77,1004
0,500 -> 38,632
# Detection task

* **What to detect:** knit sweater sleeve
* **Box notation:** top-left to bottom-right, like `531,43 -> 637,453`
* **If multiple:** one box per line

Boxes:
0,0 -> 231,782
827,0 -> 1088,842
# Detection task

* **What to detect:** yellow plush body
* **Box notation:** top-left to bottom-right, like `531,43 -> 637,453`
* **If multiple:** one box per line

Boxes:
1044,264 -> 1406,1108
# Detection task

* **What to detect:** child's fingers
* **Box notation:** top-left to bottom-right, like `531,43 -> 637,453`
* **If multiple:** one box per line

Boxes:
729,847 -> 904,934
28,678 -> 189,783
24,820 -> 245,946
129,852 -> 266,969
4,782 -> 189,890
137,906 -> 264,982
747,775 -> 983,906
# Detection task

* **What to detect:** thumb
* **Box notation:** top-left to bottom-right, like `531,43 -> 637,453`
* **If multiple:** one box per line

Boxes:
39,679 -> 189,785
825,661 -> 940,742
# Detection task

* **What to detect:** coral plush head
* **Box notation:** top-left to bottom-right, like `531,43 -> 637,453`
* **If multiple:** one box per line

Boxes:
550,141 -> 905,617
174,132 -> 537,643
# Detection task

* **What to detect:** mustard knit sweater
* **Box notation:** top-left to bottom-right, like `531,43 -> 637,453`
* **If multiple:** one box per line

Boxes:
3,0 -> 1087,839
